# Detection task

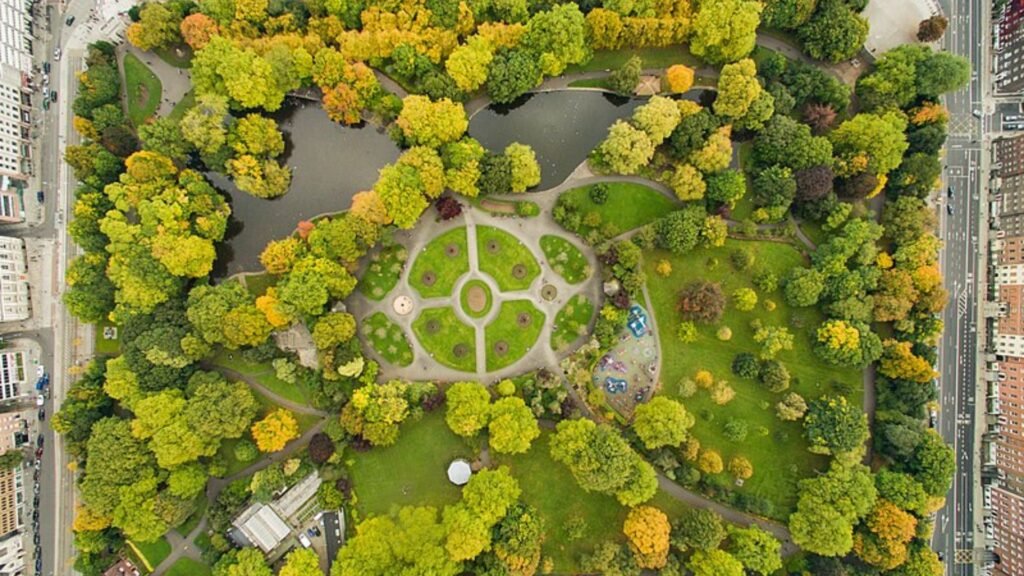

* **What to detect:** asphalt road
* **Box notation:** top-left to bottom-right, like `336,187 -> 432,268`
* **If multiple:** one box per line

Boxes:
933,0 -> 985,571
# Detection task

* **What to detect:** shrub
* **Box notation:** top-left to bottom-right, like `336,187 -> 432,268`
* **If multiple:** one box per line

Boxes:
731,353 -> 760,379
731,248 -> 755,271
763,299 -> 777,311
728,456 -> 753,480
678,378 -> 698,398
776,392 -> 807,421
709,381 -> 735,405
496,379 -> 516,396
694,370 -> 714,389
723,418 -> 749,442
732,288 -> 758,311
656,259 -> 673,277
753,270 -> 779,292
681,438 -> 701,461
589,183 -> 610,204
677,281 -> 726,324
716,326 -> 732,341
697,450 -> 724,474
759,360 -> 791,392
234,440 -> 258,463
677,321 -> 698,343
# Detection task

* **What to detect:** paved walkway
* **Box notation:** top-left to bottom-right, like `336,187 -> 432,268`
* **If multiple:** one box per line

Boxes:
120,43 -> 192,118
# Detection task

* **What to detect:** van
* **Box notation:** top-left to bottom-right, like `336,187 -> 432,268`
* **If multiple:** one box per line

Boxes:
299,534 -> 312,548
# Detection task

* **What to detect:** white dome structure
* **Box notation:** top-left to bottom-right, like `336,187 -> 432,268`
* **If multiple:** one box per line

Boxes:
447,459 -> 472,486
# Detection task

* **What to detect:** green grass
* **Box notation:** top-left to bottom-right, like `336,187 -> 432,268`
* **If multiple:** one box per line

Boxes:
215,437 -> 253,477
540,235 -> 590,284
798,219 -> 826,248
564,44 -> 699,74
128,537 -> 171,571
209,348 -> 312,406
476,226 -> 541,291
568,77 -> 612,89
460,279 -> 493,319
551,294 -> 595,352
409,227 -> 469,298
241,272 -> 275,297
167,89 -> 194,121
644,239 -> 861,518
348,411 -> 472,518
166,558 -> 211,576
95,319 -> 121,356
154,44 -> 193,68
484,300 -> 545,371
730,141 -> 756,223
561,182 -> 678,235
361,312 -> 414,367
122,52 -> 162,126
176,496 -> 207,536
412,307 -> 477,372
359,242 -> 408,301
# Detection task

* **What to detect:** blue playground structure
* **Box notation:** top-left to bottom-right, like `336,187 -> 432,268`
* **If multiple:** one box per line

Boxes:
604,377 -> 627,394
627,305 -> 648,338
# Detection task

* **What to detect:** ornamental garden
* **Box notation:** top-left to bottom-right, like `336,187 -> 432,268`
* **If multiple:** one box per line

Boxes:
58,0 -> 965,574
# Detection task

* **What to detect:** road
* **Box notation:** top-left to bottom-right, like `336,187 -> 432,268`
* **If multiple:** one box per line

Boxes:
933,0 -> 987,571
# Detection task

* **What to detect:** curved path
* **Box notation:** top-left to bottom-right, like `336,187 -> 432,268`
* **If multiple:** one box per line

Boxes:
207,364 -> 331,418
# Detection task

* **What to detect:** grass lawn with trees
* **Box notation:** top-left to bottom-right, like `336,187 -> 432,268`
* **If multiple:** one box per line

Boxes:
476,226 -> 541,292
167,89 -> 194,122
166,557 -> 212,576
412,306 -> 477,372
348,411 -> 471,518
484,300 -> 546,371
359,242 -> 407,300
127,537 -> 171,571
209,348 -> 312,405
561,182 -> 678,236
551,294 -> 594,352
644,239 -> 862,517
409,227 -> 469,298
94,319 -> 120,356
122,52 -> 162,126
361,312 -> 414,366
540,235 -> 590,284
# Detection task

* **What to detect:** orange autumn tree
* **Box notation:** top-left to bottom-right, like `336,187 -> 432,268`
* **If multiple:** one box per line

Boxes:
853,499 -> 917,570
664,64 -> 695,93
623,506 -> 671,569
180,13 -> 219,50
251,408 -> 299,452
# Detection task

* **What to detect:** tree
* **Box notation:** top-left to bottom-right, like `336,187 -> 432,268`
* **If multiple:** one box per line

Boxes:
789,461 -> 877,556
520,3 -> 588,75
462,466 -> 521,525
112,477 -> 167,542
622,506 -> 670,569
714,59 -> 762,119
595,120 -> 655,175
677,280 -> 725,324
446,37 -> 494,92
728,456 -> 753,480
180,13 -> 219,50
442,504 -> 492,562
632,397 -> 694,449
396,96 -> 468,148
279,548 -> 321,576
308,432 -> 336,465
487,48 -> 542,104
492,503 -> 545,575
798,0 -> 868,63
854,499 -> 918,569
784,267 -> 825,307
879,340 -> 937,383
668,163 -> 706,201
608,56 -> 642,95
753,325 -> 794,360
341,381 -> 412,446
804,395 -> 869,455
138,117 -> 193,164
753,115 -> 833,172
259,237 -> 304,275
445,381 -> 491,437
488,397 -> 540,454
312,312 -> 357,351
698,449 -> 724,473
549,418 -> 657,506
915,50 -> 971,97
706,171 -> 746,208
907,430 -> 955,496
752,165 -> 796,209
725,525 -> 782,575
688,549 -> 744,576
830,111 -> 909,177
804,103 -> 837,134
669,108 -> 720,160
665,64 -> 695,93
64,253 -> 115,323
334,506 -> 460,576
632,96 -> 682,144
53,360 -> 113,458
126,2 -> 182,50
672,508 -> 725,552
763,0 -> 817,29
505,143 -> 541,192
875,469 -> 929,515
690,0 -> 763,65
251,409 -> 299,453
690,126 -> 733,173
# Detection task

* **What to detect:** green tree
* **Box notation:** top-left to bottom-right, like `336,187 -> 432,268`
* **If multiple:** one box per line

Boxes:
488,397 -> 540,454
595,120 -> 655,175
446,36 -> 494,92
706,170 -> 746,208
312,312 -> 357,350
830,111 -> 909,177
907,430 -> 955,496
395,95 -> 468,148
631,397 -> 694,449
690,0 -> 763,65
279,548 -> 322,576
798,0 -> 868,63
789,461 -> 877,556
549,419 -> 657,506
671,508 -> 725,552
53,360 -> 113,458
445,381 -> 492,437
341,380 -> 411,446
687,549 -> 744,576
608,55 -> 642,95
520,3 -> 588,75
632,96 -> 681,144
725,525 -> 781,575
668,163 -> 707,201
64,253 -> 115,323
714,59 -> 762,119
486,48 -> 542,104
126,2 -> 183,50
462,466 -> 522,525
784,267 -> 825,307
505,143 -> 541,192
333,507 -> 460,576
803,395 -> 870,455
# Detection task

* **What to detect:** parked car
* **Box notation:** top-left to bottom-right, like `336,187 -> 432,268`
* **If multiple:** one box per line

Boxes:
947,204 -> 954,215
43,61 -> 50,74
65,15 -> 75,25
53,48 -> 61,61
37,407 -> 45,421
947,186 -> 953,198
35,394 -> 44,407
36,190 -> 43,203
49,90 -> 57,102
36,434 -> 44,448
42,99 -> 49,111
929,409 -> 938,428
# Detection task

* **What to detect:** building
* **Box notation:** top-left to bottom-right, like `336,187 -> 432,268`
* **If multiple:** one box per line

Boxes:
0,236 -> 28,322
996,0 -> 1024,94
230,473 -> 322,556
0,0 -> 32,75
0,534 -> 24,576
0,0 -> 33,181
0,349 -> 27,403
103,558 -> 140,576
992,486 -> 1024,576
0,176 -> 21,223
993,135 -> 1024,236
0,411 -> 25,539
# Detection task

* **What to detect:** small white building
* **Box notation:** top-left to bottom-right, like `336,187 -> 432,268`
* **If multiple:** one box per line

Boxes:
447,459 -> 472,486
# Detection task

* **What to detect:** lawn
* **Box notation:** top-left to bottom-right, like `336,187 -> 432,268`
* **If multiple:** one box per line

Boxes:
122,52 -> 162,126
359,241 -> 408,300
551,294 -> 595,352
94,319 -> 120,356
730,141 -> 756,223
568,77 -> 611,89
242,272 -> 275,297
409,227 -> 469,298
476,226 -> 541,292
644,238 -> 862,518
347,410 -> 472,518
564,44 -> 699,74
560,182 -> 678,236
460,279 -> 493,319
495,432 -> 692,572
167,89 -> 194,121
484,299 -> 545,371
540,235 -> 590,284
361,312 -> 414,367
209,348 -> 312,406
166,558 -> 211,576
412,306 -> 477,372
127,537 -> 171,572
154,44 -> 193,68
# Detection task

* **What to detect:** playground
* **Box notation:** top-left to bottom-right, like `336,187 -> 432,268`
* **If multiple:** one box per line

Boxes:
593,304 -> 659,417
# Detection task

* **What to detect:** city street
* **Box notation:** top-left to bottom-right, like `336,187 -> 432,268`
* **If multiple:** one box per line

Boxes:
933,0 -> 986,571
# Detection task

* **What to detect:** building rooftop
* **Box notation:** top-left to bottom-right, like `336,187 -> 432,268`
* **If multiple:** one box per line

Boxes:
233,503 -> 292,553
103,558 -> 140,576
447,459 -> 472,485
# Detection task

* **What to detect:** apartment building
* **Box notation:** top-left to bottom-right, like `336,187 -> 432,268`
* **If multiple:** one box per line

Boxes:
0,0 -> 32,181
994,135 -> 1024,236
996,0 -> 1024,94
0,411 -> 25,540
0,349 -> 27,403
0,236 -> 27,322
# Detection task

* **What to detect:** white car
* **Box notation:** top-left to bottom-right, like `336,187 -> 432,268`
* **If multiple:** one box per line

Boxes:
53,48 -> 61,61
35,366 -> 43,378
35,394 -> 44,407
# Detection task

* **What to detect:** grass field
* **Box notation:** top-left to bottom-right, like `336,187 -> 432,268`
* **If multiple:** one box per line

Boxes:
241,273 -> 274,297
348,411 -> 471,518
644,239 -> 861,517
564,44 -> 699,74
561,182 -> 678,235
409,227 -> 469,298
122,52 -> 162,126
551,294 -> 595,352
476,226 -> 541,292
568,77 -> 612,89
361,312 -> 414,366
540,235 -> 590,284
166,558 -> 211,576
128,537 -> 171,571
154,44 -> 193,68
484,299 -> 545,371
94,319 -> 120,356
209,348 -> 312,406
412,306 -> 477,372
359,242 -> 407,301
167,90 -> 194,121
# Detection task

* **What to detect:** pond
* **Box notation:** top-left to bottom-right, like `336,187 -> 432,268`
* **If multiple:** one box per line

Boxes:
211,99 -> 401,277
469,90 -> 645,190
